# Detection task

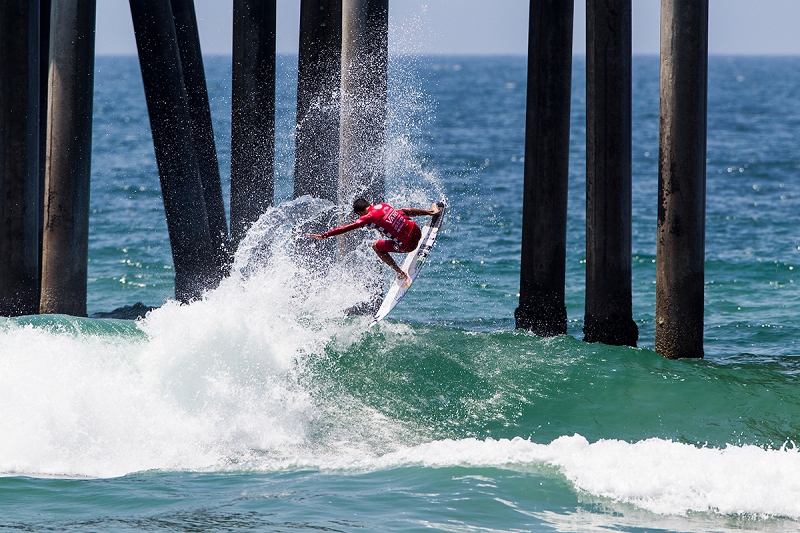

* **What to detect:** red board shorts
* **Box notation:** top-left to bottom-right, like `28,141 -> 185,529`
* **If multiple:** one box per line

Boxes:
374,225 -> 422,253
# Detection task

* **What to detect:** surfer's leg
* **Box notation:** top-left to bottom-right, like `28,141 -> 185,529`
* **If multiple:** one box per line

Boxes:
373,242 -> 408,280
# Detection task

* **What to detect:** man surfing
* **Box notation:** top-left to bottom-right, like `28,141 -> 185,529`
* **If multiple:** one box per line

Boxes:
308,198 -> 441,281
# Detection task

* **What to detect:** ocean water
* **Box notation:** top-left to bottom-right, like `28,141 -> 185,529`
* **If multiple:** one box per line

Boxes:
2,53 -> 800,532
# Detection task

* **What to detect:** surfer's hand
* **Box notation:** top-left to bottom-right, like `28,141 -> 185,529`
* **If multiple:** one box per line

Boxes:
397,270 -> 409,281
308,233 -> 325,240
430,203 -> 440,215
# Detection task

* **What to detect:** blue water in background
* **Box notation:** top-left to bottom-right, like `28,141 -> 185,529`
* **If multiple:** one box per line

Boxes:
2,54 -> 800,532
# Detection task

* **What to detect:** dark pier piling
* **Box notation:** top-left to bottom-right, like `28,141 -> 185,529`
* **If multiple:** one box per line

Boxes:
515,0 -> 574,336
129,0 -> 218,302
337,0 -> 388,258
39,0 -> 96,316
294,0 -> 342,265
294,0 -> 342,202
583,0 -> 638,346
230,0 -> 276,248
655,0 -> 708,359
171,0 -> 230,273
0,0 -> 42,316
38,0 -> 52,278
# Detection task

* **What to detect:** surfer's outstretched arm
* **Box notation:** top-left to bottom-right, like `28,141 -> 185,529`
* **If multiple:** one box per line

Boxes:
307,218 -> 367,240
400,203 -> 440,218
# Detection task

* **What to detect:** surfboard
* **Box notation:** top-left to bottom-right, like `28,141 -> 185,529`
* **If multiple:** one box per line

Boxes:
370,201 -> 446,326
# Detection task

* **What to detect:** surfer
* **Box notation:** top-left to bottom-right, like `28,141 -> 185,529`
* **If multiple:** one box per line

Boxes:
308,198 -> 440,281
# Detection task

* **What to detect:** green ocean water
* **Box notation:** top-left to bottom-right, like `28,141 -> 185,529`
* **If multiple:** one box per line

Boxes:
2,54 -> 800,532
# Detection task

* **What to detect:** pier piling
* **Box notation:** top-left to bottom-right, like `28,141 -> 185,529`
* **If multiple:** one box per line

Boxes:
655,0 -> 708,359
171,0 -> 230,273
294,0 -> 342,266
0,0 -> 42,316
583,0 -> 638,346
39,0 -> 96,316
294,0 -> 342,203
230,0 -> 276,248
515,0 -> 574,336
39,0 -> 52,284
129,0 -> 218,302
337,0 -> 388,258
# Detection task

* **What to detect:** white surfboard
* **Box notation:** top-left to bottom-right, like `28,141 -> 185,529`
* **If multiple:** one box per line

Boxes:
370,202 -> 446,326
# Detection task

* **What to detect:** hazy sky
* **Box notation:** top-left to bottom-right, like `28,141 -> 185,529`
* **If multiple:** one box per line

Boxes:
95,0 -> 800,56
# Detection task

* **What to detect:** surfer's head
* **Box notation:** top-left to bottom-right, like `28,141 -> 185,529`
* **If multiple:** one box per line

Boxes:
353,198 -> 370,216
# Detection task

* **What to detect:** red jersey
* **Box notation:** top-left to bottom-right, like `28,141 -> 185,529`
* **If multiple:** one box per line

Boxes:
322,203 -> 419,246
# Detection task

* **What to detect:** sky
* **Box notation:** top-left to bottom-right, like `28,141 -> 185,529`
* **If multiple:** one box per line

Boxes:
95,0 -> 800,56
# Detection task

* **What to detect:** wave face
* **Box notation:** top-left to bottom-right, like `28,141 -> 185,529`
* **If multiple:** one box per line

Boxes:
4,197 -> 800,524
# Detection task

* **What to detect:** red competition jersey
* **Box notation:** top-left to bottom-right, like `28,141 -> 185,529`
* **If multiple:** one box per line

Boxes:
322,204 -> 419,245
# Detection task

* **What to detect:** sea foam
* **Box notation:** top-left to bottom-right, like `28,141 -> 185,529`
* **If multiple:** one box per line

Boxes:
0,197 -> 385,478
362,435 -> 800,520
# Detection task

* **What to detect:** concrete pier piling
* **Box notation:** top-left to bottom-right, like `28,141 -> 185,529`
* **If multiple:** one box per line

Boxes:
583,0 -> 638,346
294,0 -> 342,265
230,0 -> 276,248
0,0 -> 42,316
655,0 -> 708,359
171,0 -> 230,273
294,0 -> 342,203
337,0 -> 388,258
129,0 -> 218,303
515,0 -> 574,336
39,0 -> 96,316
39,0 -> 52,276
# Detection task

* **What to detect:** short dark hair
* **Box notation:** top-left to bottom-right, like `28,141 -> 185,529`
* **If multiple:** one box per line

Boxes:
352,198 -> 370,213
